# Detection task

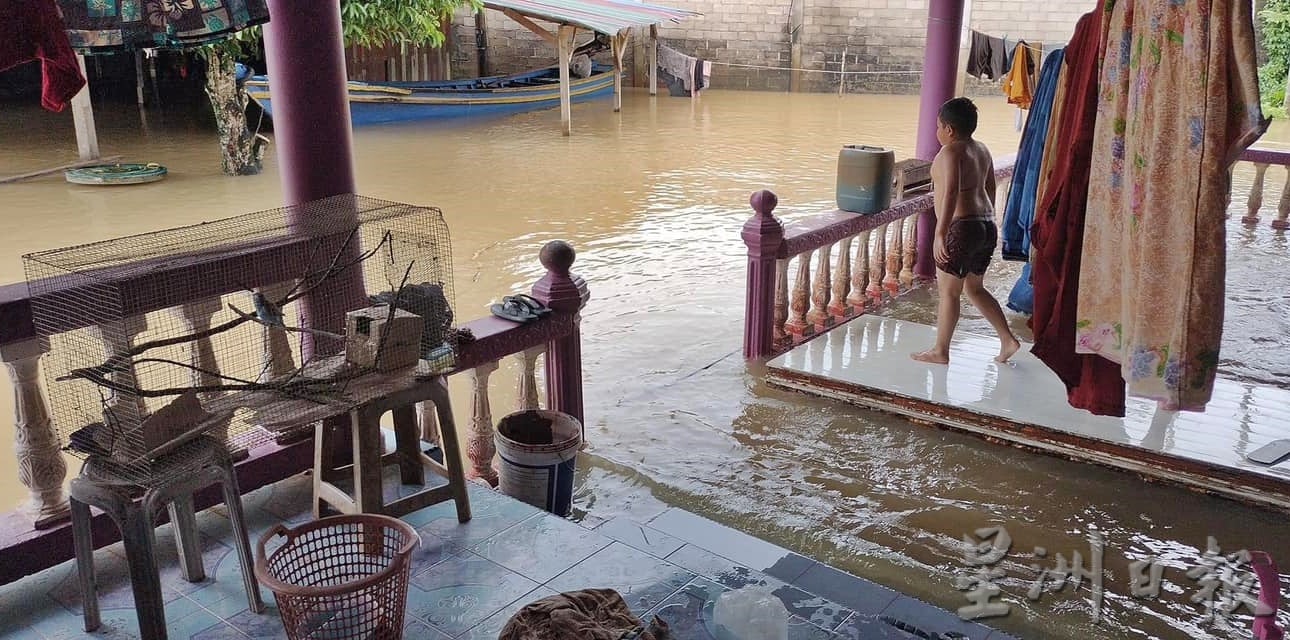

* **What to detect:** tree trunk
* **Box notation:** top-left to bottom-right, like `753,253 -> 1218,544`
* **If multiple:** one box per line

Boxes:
204,44 -> 266,176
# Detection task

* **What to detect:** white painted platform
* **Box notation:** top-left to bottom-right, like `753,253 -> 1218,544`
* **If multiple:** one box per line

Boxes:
767,315 -> 1290,510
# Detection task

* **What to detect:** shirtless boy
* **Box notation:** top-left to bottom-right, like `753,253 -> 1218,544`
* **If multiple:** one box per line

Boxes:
911,97 -> 1021,365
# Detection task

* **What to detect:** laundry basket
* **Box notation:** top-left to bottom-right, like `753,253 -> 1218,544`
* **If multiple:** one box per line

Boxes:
255,515 -> 420,640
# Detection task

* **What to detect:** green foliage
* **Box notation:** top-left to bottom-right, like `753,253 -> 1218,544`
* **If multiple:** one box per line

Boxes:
198,0 -> 480,59
341,0 -> 480,48
1259,0 -> 1290,115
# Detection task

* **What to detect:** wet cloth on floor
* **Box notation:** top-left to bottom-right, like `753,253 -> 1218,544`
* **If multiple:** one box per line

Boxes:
0,0 -> 85,111
1075,0 -> 1267,411
499,589 -> 672,640
1030,2 -> 1127,418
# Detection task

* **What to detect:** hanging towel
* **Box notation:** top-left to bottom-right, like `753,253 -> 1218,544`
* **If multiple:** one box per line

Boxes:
1001,47 -> 1065,261
658,42 -> 699,92
1075,0 -> 1267,412
1030,2 -> 1127,418
0,0 -> 86,111
1002,40 -> 1036,109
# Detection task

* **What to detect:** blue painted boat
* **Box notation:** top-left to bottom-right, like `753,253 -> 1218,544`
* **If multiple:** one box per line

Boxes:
244,64 -> 618,126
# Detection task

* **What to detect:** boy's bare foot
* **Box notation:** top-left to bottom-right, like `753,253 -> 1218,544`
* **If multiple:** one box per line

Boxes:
996,337 -> 1021,363
911,350 -> 950,365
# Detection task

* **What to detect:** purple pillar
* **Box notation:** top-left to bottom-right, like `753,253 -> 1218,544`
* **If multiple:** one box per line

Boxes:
914,0 -> 966,281
263,0 -> 363,359
532,241 -> 589,440
262,0 -> 355,204
743,190 -> 784,360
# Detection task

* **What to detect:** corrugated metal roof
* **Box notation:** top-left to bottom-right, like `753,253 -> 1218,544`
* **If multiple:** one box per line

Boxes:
482,0 -> 700,35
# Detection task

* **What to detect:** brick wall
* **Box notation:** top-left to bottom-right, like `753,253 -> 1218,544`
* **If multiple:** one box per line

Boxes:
448,0 -> 1087,93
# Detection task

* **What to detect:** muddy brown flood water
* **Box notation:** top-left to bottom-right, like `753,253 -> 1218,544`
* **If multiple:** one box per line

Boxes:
3,89 -> 1290,639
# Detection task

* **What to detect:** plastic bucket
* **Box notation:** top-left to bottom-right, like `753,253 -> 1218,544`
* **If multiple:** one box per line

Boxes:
836,145 -> 895,214
495,409 -> 582,516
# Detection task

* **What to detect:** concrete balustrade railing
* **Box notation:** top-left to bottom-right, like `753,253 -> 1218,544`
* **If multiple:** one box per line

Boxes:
0,233 -> 587,587
743,157 -> 1016,360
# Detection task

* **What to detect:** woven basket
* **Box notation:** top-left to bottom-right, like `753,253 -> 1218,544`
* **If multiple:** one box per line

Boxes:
255,515 -> 420,640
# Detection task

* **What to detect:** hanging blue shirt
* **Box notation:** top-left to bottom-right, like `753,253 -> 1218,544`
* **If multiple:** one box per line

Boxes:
1001,48 -> 1065,261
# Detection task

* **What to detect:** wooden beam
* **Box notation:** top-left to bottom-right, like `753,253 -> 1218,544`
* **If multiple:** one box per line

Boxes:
71,55 -> 100,161
649,24 -> 658,96
612,31 -> 628,112
0,155 -> 123,185
502,8 -> 558,46
558,24 -> 575,136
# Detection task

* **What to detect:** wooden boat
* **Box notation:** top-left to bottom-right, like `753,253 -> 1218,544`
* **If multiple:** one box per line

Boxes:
244,64 -> 618,126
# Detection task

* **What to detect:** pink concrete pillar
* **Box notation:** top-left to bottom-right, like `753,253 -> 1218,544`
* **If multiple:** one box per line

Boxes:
743,190 -> 784,360
532,241 -> 589,439
914,0 -> 966,281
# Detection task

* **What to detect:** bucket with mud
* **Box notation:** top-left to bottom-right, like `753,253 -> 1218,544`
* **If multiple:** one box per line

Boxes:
495,409 -> 582,516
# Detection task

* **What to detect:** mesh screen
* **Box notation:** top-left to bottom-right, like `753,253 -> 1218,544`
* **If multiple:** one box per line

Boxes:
24,195 -> 455,485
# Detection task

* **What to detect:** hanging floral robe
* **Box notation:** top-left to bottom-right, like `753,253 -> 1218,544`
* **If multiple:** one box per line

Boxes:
1075,0 -> 1267,411
57,0 -> 269,51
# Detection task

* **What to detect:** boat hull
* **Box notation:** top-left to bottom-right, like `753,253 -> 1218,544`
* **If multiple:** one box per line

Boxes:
245,65 -> 618,126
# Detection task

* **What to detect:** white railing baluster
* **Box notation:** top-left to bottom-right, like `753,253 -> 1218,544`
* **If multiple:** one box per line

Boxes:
467,360 -> 499,485
2,340 -> 69,528
829,236 -> 853,319
806,245 -> 832,328
518,345 -> 545,412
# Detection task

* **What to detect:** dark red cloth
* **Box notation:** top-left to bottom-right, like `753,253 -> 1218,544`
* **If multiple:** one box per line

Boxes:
1029,3 -> 1126,418
0,0 -> 85,112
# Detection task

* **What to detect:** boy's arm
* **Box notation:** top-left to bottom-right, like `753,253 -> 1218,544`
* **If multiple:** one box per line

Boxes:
933,147 -> 961,240
985,153 -> 997,207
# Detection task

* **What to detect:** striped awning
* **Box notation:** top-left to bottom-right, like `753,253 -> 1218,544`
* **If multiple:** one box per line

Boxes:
482,0 -> 700,36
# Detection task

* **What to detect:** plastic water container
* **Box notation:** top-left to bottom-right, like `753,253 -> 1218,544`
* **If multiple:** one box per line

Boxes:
495,410 -> 582,516
836,145 -> 895,214
713,587 -> 789,640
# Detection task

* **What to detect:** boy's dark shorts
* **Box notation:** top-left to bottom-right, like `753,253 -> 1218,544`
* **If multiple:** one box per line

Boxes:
937,218 -> 997,278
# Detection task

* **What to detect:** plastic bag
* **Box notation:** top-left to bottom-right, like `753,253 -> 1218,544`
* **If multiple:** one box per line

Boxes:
713,587 -> 788,640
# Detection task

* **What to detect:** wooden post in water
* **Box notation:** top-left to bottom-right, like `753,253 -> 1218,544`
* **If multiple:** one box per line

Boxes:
649,25 -> 659,96
71,55 -> 100,162
743,190 -> 784,359
557,25 -> 576,136
531,241 -> 589,439
612,30 -> 628,113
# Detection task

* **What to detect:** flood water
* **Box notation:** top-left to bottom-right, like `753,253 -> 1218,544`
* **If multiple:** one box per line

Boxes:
3,88 -> 1290,640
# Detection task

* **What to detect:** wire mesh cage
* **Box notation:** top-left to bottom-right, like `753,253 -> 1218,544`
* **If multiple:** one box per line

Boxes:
24,195 -> 456,485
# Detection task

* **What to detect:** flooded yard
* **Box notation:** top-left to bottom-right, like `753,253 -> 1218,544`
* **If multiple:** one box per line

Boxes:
3,87 -> 1290,639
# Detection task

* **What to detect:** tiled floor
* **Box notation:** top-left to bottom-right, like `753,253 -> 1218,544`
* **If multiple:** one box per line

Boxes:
768,315 -> 1290,507
0,471 -> 1014,639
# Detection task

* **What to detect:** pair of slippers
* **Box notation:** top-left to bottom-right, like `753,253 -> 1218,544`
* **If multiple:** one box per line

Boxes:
491,294 -> 552,324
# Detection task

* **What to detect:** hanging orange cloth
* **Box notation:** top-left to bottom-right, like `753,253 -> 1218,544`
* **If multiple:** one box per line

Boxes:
1002,41 -> 1036,109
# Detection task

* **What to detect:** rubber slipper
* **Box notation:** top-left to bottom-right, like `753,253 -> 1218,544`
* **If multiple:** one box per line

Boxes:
510,294 -> 552,317
491,297 -> 538,323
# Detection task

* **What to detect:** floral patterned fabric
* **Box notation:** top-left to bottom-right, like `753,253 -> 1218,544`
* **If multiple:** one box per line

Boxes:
57,0 -> 268,52
1076,0 -> 1267,411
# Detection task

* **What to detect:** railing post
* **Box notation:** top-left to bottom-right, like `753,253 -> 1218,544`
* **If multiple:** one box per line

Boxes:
1276,166 -> 1290,231
255,282 -> 298,382
742,190 -> 784,359
517,345 -> 545,412
807,245 -> 833,329
828,236 -> 854,318
467,360 -> 500,485
531,240 -> 590,436
1,340 -> 69,529
1244,162 -> 1268,225
174,298 -> 223,400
